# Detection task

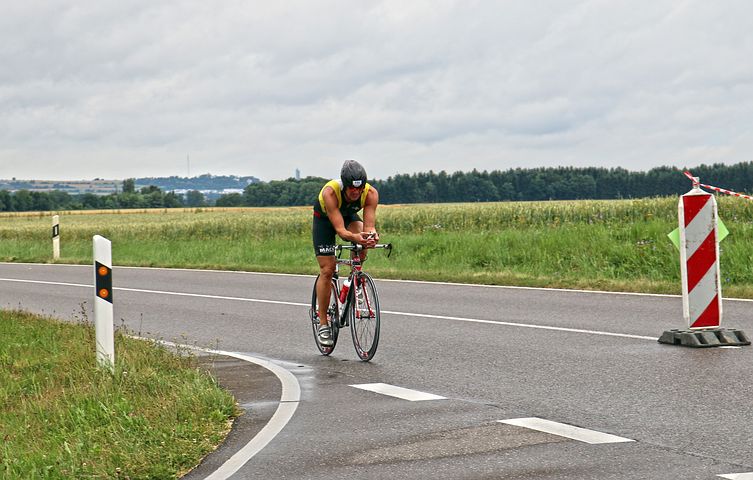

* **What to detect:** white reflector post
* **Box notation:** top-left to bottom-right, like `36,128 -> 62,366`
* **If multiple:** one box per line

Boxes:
52,215 -> 60,260
93,235 -> 115,372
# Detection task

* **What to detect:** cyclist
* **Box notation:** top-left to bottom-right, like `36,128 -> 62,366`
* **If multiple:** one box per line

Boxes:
313,160 -> 379,346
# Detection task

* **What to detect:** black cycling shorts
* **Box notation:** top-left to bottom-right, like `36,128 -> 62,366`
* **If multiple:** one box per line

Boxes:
313,212 -> 361,256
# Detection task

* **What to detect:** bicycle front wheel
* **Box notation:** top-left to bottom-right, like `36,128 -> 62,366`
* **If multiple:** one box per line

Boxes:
349,272 -> 380,361
310,275 -> 340,355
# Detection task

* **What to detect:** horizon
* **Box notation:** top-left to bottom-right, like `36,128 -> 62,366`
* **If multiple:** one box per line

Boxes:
0,160 -> 740,184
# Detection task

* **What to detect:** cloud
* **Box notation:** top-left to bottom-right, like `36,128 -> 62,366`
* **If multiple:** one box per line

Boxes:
1,0 -> 753,181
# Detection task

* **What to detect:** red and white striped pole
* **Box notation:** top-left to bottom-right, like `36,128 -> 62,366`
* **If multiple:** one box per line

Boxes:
678,177 -> 722,329
660,172 -> 750,347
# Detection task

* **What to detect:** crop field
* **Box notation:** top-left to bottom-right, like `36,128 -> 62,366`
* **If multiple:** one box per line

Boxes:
1,197 -> 753,297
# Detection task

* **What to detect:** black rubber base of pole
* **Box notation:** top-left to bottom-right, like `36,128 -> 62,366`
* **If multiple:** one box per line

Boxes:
658,328 -> 751,348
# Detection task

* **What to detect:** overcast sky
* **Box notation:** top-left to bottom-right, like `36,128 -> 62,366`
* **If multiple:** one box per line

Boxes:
1,1 -> 752,182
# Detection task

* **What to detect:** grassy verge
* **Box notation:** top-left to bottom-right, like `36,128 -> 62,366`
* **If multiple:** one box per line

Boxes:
1,198 -> 753,297
0,309 -> 237,479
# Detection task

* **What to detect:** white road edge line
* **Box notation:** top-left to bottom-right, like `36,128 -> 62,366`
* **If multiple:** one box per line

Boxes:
718,473 -> 753,479
0,277 -> 658,341
0,278 -> 310,307
144,339 -> 301,480
381,310 -> 657,341
9,261 -> 753,303
498,417 -> 634,444
350,383 -> 446,401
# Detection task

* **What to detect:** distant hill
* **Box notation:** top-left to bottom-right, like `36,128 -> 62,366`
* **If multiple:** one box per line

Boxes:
0,174 -> 260,195
0,178 -> 120,194
133,174 -> 260,192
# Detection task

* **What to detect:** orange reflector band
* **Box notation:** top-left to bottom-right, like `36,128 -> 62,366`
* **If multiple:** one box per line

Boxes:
95,261 -> 113,303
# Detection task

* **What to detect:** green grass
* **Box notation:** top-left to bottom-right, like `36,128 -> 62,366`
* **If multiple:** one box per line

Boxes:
0,309 -> 237,479
2,197 -> 753,297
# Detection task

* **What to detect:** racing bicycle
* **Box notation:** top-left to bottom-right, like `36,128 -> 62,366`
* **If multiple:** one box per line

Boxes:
309,241 -> 392,361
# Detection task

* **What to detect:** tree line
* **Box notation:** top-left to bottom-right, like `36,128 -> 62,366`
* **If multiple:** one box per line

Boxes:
2,162 -> 752,212
232,162 -> 753,207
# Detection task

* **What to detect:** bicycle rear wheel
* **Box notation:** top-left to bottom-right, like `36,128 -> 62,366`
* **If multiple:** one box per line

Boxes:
310,276 -> 340,355
349,272 -> 380,361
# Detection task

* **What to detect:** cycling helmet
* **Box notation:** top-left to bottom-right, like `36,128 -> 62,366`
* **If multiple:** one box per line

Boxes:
340,160 -> 367,188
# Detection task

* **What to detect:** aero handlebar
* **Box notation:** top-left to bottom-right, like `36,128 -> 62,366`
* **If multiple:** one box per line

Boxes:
336,243 -> 393,258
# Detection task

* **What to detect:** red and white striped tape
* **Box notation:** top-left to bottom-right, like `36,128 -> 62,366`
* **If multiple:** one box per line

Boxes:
678,187 -> 722,329
684,171 -> 753,201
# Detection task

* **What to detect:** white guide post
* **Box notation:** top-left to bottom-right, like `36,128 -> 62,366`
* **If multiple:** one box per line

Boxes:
52,215 -> 60,260
93,235 -> 115,372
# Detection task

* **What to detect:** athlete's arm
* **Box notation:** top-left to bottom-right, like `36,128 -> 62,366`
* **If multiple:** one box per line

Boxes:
362,187 -> 379,243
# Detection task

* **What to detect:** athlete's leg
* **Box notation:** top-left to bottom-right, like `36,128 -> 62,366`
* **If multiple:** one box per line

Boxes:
313,213 -> 337,325
316,255 -> 336,325
347,220 -> 367,260
347,220 -> 363,235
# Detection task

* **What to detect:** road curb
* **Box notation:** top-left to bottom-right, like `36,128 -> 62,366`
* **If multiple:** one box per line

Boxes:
131,339 -> 302,480
182,353 -> 284,479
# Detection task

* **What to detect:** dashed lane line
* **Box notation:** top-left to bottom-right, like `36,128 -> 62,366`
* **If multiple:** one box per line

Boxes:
350,383 -> 447,401
498,417 -> 635,444
718,474 -> 753,479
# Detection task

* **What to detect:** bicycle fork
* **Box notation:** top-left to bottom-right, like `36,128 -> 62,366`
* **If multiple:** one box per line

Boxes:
352,275 -> 375,320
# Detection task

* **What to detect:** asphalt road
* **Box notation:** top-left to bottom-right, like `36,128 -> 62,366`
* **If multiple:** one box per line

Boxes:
2,262 -> 753,480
